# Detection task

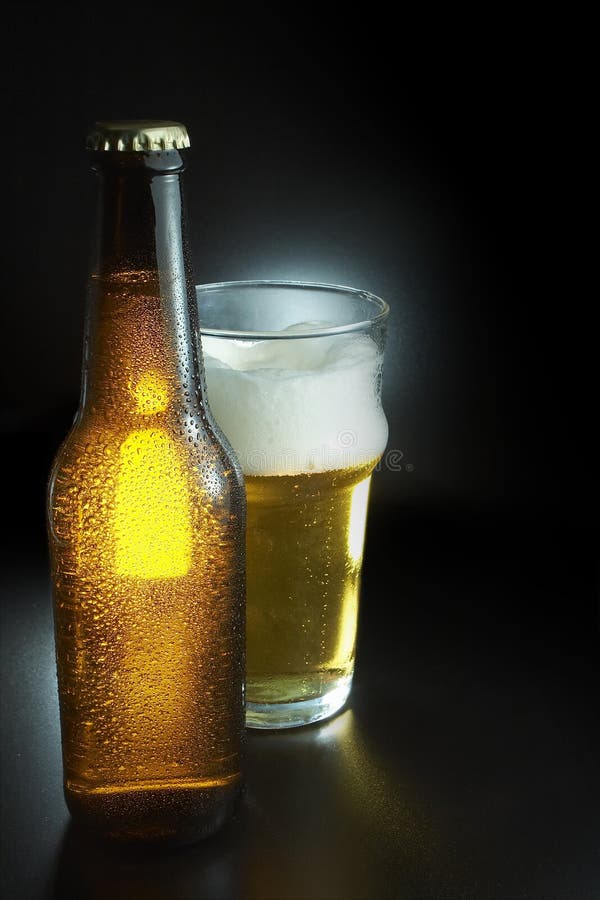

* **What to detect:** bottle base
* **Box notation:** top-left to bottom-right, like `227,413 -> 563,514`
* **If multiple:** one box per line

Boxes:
64,775 -> 242,846
245,674 -> 352,730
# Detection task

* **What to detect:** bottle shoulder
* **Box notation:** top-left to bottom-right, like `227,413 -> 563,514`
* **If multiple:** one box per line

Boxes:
48,410 -> 245,506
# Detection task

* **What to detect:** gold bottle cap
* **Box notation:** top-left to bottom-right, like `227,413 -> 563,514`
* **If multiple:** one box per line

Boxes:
86,120 -> 190,152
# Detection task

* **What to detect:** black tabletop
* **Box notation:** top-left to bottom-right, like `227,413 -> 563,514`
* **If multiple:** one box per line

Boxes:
1,504 -> 598,900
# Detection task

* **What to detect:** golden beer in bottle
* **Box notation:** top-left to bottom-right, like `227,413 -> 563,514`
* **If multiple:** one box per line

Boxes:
47,122 -> 245,843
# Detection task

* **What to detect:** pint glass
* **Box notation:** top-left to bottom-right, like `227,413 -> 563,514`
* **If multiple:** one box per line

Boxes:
197,282 -> 389,728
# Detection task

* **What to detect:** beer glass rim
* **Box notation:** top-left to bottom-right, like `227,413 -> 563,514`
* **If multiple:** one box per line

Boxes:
195,280 -> 389,339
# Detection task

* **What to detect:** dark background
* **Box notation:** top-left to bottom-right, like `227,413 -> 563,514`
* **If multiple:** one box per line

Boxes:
2,8 -> 590,522
2,7 -> 598,900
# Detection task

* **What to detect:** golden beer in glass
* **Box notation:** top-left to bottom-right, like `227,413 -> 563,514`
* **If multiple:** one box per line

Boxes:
198,282 -> 388,728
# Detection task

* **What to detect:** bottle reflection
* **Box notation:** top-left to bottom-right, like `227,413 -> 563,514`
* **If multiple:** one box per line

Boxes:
51,817 -> 241,900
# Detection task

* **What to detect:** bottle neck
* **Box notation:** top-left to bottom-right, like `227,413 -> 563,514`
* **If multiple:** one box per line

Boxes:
81,154 -> 203,422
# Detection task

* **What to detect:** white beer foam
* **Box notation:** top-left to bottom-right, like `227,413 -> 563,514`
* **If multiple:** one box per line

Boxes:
202,324 -> 388,476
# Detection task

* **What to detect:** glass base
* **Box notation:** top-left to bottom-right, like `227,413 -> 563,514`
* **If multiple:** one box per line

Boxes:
245,674 -> 352,730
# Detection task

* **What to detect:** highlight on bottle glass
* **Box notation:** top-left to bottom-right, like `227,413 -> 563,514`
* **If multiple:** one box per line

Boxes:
197,281 -> 389,729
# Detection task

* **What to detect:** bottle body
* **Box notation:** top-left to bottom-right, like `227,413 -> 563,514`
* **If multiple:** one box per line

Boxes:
47,130 -> 245,843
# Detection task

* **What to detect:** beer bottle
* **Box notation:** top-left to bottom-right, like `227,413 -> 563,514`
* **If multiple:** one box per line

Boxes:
47,121 -> 245,844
